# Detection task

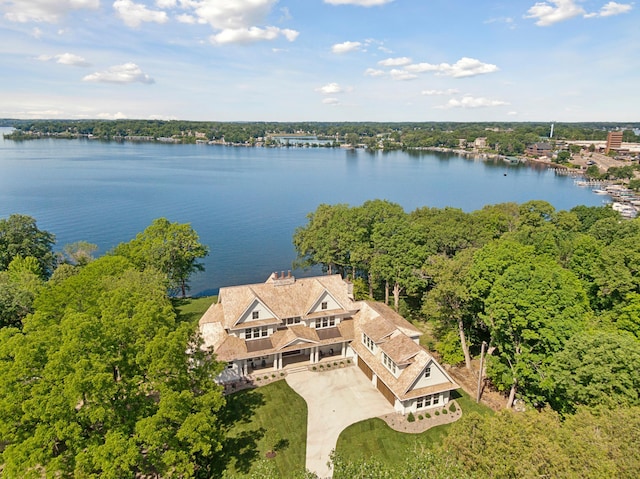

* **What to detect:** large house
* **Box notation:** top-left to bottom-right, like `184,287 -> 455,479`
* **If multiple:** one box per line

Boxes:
199,272 -> 458,414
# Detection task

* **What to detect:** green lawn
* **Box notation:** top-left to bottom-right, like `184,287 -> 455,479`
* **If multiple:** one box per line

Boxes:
335,389 -> 492,467
172,295 -> 217,324
217,380 -> 308,478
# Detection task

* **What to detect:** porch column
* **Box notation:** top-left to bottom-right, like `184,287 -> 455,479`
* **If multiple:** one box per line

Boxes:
242,360 -> 248,376
312,346 -> 318,363
277,353 -> 282,370
341,341 -> 347,357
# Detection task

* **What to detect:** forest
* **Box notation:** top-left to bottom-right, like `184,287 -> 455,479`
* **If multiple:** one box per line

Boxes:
1,203 -> 639,477
293,200 -> 640,411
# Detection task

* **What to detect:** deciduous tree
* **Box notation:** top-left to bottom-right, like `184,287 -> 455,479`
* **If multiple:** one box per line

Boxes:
0,214 -> 55,277
112,218 -> 209,297
0,255 -> 225,478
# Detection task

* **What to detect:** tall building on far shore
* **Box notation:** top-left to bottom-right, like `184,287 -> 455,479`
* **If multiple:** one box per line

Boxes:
605,131 -> 623,154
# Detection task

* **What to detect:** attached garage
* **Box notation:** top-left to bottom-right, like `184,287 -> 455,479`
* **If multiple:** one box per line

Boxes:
376,378 -> 396,406
358,356 -> 373,380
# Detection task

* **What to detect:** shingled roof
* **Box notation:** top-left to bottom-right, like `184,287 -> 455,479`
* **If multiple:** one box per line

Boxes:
352,301 -> 458,401
199,273 -> 356,330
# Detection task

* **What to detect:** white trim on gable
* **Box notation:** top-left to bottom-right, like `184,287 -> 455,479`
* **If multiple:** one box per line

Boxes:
278,337 -> 319,350
307,289 -> 343,316
405,359 -> 450,394
234,298 -> 280,327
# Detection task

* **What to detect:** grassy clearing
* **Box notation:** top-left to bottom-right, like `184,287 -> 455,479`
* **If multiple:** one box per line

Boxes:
218,380 -> 308,478
335,388 -> 492,466
172,295 -> 217,324
451,388 -> 493,417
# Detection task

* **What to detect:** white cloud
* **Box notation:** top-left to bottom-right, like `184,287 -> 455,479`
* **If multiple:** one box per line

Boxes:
437,57 -> 499,78
148,114 -> 178,120
322,98 -> 340,105
316,82 -> 343,94
31,27 -> 43,38
113,0 -> 168,28
324,0 -> 394,5
176,13 -> 197,23
507,111 -> 518,115
586,1 -> 633,17
364,68 -> 385,77
82,63 -> 155,84
525,0 -> 585,26
37,52 -> 91,67
189,0 -> 277,30
279,6 -> 292,21
389,69 -> 417,81
175,1 -> 299,45
405,62 -> 440,73
97,111 -> 128,119
10,109 -> 67,118
210,26 -> 298,44
437,96 -> 509,109
331,41 -> 362,54
421,89 -> 459,96
404,58 -> 498,78
378,56 -> 412,67
3,0 -> 99,23
155,0 -> 177,7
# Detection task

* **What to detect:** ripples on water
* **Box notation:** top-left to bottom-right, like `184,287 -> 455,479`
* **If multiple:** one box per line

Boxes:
0,129 -> 602,295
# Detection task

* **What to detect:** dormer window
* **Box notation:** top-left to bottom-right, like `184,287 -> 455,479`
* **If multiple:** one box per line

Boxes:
252,311 -> 259,320
363,334 -> 375,353
382,352 -> 397,375
321,301 -> 328,310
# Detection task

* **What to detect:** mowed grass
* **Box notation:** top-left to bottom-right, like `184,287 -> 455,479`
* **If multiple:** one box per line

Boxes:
218,380 -> 308,478
335,388 -> 492,466
173,295 -> 217,324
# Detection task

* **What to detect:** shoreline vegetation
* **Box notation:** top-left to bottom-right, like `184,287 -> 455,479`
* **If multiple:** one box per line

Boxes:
4,119 -> 639,153
7,120 -> 640,199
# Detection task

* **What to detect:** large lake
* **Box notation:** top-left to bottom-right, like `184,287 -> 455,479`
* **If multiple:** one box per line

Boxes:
0,127 -> 602,295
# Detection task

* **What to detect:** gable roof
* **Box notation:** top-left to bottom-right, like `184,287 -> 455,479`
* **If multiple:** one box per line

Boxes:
351,301 -> 458,402
201,274 -> 356,330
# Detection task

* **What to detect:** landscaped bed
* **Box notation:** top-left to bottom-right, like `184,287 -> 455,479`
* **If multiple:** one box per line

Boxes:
334,389 -> 492,467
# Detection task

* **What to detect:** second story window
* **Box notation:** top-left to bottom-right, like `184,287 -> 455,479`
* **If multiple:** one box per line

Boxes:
245,326 -> 268,339
382,353 -> 397,375
363,334 -> 375,353
315,316 -> 336,329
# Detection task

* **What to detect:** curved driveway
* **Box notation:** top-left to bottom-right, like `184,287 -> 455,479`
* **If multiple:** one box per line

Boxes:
286,366 -> 395,478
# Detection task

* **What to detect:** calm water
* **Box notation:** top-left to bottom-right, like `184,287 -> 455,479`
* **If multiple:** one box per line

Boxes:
0,127 -> 602,295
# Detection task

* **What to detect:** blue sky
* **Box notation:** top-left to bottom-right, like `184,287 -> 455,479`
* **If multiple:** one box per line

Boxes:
0,0 -> 637,122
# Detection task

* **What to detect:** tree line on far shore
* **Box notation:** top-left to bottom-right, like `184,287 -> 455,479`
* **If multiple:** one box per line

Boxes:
5,119 -> 640,153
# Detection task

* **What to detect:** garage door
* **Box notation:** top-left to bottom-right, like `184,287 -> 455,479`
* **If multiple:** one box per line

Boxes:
358,356 -> 373,380
376,379 -> 396,406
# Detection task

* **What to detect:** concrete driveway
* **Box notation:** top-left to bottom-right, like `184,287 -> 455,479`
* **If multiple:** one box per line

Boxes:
286,366 -> 395,478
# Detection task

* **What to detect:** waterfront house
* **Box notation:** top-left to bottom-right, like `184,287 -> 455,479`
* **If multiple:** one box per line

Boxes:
474,137 -> 487,150
199,272 -> 458,414
526,142 -> 552,158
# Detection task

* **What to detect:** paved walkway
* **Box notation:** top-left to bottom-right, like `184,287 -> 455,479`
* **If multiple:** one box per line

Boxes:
286,366 -> 395,478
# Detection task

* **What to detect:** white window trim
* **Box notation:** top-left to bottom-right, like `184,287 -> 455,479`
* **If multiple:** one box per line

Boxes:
382,352 -> 397,376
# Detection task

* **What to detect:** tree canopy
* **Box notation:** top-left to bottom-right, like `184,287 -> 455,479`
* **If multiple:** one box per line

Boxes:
0,254 -> 226,478
112,218 -> 209,297
0,214 -> 55,277
294,199 -> 639,411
